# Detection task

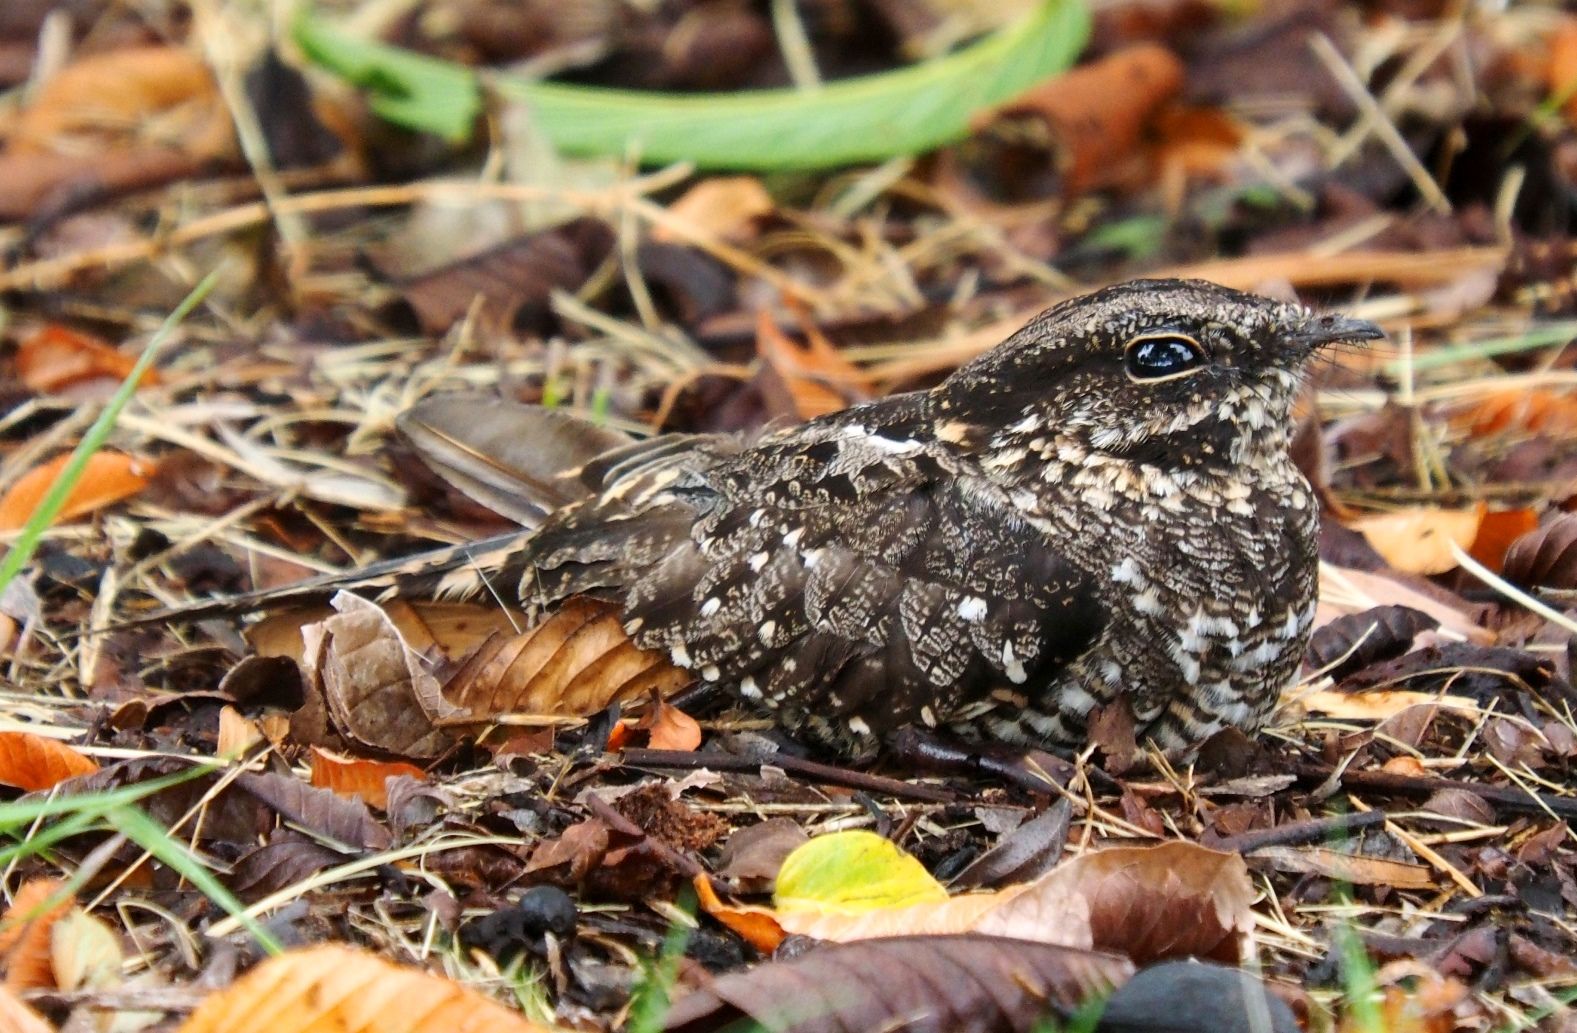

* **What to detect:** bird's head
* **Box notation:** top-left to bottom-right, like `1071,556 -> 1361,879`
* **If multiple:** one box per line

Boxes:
932,278 -> 1383,472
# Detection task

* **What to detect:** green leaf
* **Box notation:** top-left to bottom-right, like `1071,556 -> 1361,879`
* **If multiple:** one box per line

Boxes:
294,1 -> 1090,168
774,830 -> 949,913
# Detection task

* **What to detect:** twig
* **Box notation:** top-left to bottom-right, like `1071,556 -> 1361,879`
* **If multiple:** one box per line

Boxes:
1294,765 -> 1577,821
617,748 -> 959,803
1214,810 -> 1389,854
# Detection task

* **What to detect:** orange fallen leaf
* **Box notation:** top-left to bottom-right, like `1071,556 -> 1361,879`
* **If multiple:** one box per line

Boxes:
0,983 -> 54,1033
693,874 -> 786,953
15,325 -> 159,394
0,452 -> 156,532
0,732 -> 98,792
1467,507 -> 1539,573
12,45 -> 231,160
309,747 -> 425,810
756,310 -> 873,420
0,879 -> 71,990
1349,505 -> 1485,576
1546,17 -> 1577,128
1461,389 -> 1577,438
176,943 -> 556,1033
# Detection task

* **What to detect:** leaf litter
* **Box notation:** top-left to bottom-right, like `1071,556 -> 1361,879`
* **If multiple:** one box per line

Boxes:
1,1 -> 1576,1032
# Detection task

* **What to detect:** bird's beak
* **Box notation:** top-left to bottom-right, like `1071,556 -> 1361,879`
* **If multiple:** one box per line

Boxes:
1287,314 -> 1385,350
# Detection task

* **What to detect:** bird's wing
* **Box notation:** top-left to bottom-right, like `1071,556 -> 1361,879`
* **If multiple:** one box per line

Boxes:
520,402 -> 1105,752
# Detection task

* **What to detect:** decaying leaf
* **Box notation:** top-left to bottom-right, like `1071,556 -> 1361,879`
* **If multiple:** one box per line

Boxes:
301,592 -> 459,760
0,732 -> 99,791
660,934 -> 1132,1033
0,452 -> 156,532
175,943 -> 557,1033
1247,846 -> 1434,889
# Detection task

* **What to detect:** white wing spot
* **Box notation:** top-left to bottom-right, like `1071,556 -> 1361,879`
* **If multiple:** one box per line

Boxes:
956,596 -> 988,621
699,597 -> 721,618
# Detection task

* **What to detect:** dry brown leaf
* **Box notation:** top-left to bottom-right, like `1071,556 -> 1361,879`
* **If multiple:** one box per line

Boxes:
248,600 -> 523,668
693,874 -> 789,953
15,325 -> 159,394
1349,505 -> 1485,576
660,933 -> 1132,1033
0,983 -> 54,1033
0,452 -> 156,532
217,706 -> 268,759
443,598 -> 691,721
1315,565 -> 1489,644
755,311 -> 874,421
309,747 -> 425,810
0,732 -> 99,791
0,880 -> 71,990
652,176 -> 774,244
1249,846 -> 1434,889
976,841 -> 1254,964
301,592 -> 459,760
175,943 -> 556,1033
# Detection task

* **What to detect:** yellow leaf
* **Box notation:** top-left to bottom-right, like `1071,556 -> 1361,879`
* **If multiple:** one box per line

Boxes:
774,830 -> 948,913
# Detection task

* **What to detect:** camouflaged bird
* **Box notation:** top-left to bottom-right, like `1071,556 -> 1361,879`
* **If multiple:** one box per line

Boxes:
189,279 -> 1383,758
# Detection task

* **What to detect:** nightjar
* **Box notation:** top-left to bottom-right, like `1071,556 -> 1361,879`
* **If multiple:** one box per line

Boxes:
197,279 -> 1384,758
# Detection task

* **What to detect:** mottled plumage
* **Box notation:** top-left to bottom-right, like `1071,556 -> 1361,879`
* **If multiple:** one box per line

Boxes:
180,279 -> 1384,758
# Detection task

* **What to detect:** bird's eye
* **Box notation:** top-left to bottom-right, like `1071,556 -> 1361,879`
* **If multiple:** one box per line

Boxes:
1124,335 -> 1208,382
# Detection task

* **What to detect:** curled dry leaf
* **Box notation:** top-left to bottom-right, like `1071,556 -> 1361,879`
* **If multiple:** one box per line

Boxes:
1501,512 -> 1577,589
660,934 -> 1132,1033
175,943 -> 556,1033
309,748 -> 425,810
0,879 -> 71,990
15,325 -> 160,394
1305,605 -> 1440,681
641,699 -> 703,752
0,452 -> 156,532
1315,565 -> 1489,644
0,732 -> 99,791
443,598 -> 691,721
0,984 -> 54,1033
301,592 -> 459,760
1247,847 -> 1433,890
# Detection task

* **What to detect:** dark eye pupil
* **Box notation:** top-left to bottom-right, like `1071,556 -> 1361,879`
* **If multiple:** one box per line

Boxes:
1127,337 -> 1203,379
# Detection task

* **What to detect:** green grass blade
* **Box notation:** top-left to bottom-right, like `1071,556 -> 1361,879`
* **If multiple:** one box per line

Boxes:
0,766 -> 212,833
294,1 -> 1090,168
0,270 -> 220,597
108,805 -> 284,955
